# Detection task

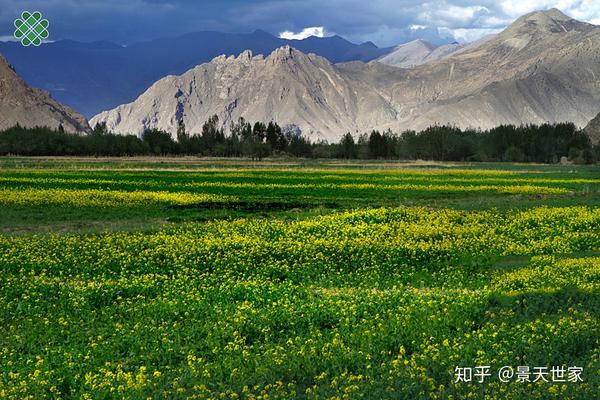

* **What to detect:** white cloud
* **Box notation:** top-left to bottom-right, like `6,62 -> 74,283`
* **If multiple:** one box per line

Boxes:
419,0 -> 600,43
498,0 -> 600,23
253,0 -> 600,46
0,35 -> 54,44
418,4 -> 490,27
439,27 -> 503,43
436,5 -> 490,22
279,26 -> 325,40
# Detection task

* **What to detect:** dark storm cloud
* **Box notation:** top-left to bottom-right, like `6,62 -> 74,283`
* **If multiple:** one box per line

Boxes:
0,0 -> 598,46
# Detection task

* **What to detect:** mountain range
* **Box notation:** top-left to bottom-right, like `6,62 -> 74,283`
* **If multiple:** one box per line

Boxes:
0,30 -> 391,118
90,9 -> 600,142
1,8 -> 599,143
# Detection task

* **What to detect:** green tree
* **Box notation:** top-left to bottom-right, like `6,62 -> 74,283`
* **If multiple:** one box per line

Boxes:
176,119 -> 189,154
142,128 -> 178,155
503,145 -> 526,162
340,132 -> 357,159
368,130 -> 386,158
92,121 -> 109,136
201,115 -> 225,155
265,121 -> 286,151
288,135 -> 312,157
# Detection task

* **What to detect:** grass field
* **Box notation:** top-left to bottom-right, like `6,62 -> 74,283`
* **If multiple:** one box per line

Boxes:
0,157 -> 598,399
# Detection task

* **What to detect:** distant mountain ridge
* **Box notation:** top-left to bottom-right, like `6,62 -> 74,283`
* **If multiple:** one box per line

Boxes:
0,54 -> 89,132
371,8 -> 600,132
0,30 -> 391,118
377,39 -> 464,68
91,9 -> 600,142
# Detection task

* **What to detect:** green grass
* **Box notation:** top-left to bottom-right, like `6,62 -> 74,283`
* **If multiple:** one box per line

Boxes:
0,157 -> 598,234
0,157 -> 598,399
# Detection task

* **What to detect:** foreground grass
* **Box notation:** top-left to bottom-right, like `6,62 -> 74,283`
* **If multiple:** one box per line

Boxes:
0,158 -> 598,399
1,207 -> 599,399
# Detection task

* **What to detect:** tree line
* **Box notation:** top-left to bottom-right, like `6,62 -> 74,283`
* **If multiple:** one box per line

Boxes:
0,117 -> 598,164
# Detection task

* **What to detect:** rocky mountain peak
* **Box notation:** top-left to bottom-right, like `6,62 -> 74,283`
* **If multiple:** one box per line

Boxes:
506,8 -> 591,35
238,49 -> 253,60
530,8 -> 571,21
269,45 -> 299,62
208,50 -> 265,66
210,54 -> 228,63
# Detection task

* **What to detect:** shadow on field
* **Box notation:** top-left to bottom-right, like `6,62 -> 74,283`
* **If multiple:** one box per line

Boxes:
485,286 -> 598,321
169,200 -> 340,212
478,287 -> 599,363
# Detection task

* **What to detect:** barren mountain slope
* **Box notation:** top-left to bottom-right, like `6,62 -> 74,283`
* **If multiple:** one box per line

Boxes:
91,47 -> 398,141
377,39 -> 438,68
585,112 -> 600,144
377,39 -> 464,68
376,9 -> 600,130
0,54 -> 89,132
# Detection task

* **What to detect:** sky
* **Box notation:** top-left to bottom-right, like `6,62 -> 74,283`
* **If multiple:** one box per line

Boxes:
1,0 -> 599,46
